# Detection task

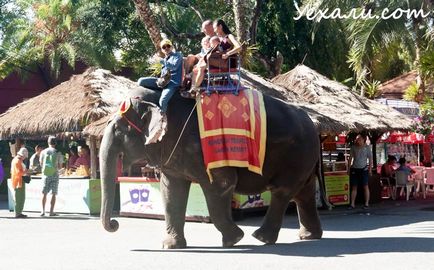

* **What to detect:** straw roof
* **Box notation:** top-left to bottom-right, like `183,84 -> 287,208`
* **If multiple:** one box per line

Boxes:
82,114 -> 112,138
271,64 -> 414,133
0,68 -> 136,139
240,69 -> 349,133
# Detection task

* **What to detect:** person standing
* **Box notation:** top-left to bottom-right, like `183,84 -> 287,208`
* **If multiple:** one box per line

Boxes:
29,145 -> 43,174
0,158 -> 4,186
348,134 -> 373,210
66,146 -> 79,170
11,147 -> 29,218
39,136 -> 63,216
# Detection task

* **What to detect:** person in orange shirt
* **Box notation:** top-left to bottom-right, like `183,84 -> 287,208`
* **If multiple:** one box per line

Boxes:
11,147 -> 29,218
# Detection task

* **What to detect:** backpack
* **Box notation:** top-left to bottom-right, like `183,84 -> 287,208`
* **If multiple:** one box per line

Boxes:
43,151 -> 57,176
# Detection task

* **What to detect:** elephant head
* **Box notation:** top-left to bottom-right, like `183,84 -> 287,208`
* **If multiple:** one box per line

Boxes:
100,88 -> 164,232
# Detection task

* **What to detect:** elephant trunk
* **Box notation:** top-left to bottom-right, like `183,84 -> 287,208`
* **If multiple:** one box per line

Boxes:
99,127 -> 120,232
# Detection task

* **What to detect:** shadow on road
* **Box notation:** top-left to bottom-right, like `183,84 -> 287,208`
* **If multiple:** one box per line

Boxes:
131,236 -> 434,256
234,198 -> 434,233
1,215 -> 96,220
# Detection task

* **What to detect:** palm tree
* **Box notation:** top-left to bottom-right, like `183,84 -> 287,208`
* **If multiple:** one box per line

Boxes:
0,0 -> 78,84
131,0 -> 162,52
232,0 -> 262,68
301,0 -> 433,98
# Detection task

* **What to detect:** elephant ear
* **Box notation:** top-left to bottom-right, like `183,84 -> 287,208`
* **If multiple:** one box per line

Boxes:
140,102 -> 166,145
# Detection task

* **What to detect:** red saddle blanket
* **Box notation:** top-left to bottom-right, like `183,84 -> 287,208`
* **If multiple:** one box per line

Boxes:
197,89 -> 267,179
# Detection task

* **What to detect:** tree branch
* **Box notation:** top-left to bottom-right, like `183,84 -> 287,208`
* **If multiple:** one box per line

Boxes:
156,9 -> 203,40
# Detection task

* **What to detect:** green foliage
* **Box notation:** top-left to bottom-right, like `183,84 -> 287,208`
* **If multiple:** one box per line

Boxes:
4,0 -> 429,86
363,79 -> 381,99
371,38 -> 413,82
420,49 -> 434,79
403,82 -> 420,102
412,97 -> 434,136
301,0 -> 432,89
0,0 -> 80,79
255,0 -> 352,80
147,61 -> 163,77
243,43 -> 259,71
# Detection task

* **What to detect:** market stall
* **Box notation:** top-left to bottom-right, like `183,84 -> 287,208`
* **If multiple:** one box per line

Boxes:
0,68 -> 136,215
115,166 -> 271,222
272,65 -> 414,207
7,176 -> 100,215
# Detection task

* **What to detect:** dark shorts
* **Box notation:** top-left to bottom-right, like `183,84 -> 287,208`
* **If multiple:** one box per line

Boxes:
350,168 -> 369,187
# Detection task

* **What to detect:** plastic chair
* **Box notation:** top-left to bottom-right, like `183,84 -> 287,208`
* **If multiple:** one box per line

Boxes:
394,171 -> 415,201
425,168 -> 434,193
413,167 -> 426,199
379,177 -> 393,199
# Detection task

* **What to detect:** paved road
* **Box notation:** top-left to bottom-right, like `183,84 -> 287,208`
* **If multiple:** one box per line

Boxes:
1,198 -> 434,270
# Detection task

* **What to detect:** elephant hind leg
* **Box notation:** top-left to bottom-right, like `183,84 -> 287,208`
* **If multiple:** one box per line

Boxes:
252,187 -> 292,244
292,172 -> 323,240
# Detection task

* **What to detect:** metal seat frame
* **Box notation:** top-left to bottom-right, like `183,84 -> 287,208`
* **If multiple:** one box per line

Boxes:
200,55 -> 243,96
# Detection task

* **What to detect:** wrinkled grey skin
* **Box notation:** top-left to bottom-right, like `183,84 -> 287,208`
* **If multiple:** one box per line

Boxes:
100,87 -> 322,249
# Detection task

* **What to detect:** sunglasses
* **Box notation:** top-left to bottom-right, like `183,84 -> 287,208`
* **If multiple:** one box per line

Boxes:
162,45 -> 171,50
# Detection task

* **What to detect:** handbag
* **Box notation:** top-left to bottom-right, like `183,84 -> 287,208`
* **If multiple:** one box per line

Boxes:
22,175 -> 31,184
156,69 -> 171,88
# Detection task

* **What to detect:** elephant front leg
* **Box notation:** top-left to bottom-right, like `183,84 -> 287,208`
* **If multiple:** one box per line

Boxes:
202,168 -> 244,247
160,174 -> 191,249
292,173 -> 323,240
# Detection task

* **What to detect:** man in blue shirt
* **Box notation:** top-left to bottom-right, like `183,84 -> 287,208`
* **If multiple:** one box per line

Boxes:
137,39 -> 183,113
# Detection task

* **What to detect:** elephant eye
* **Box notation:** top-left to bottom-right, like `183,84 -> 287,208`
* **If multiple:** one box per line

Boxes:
114,123 -> 127,135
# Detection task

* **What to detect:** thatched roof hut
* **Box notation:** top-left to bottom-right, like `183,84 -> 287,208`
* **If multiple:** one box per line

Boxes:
240,69 -> 349,134
0,68 -> 136,139
271,64 -> 414,134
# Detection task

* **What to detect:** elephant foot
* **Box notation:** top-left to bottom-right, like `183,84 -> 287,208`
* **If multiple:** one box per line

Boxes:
252,227 -> 278,244
222,227 -> 244,247
162,236 -> 187,249
298,228 -> 323,240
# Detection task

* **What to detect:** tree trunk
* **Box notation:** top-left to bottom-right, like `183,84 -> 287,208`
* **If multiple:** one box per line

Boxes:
232,0 -> 254,67
249,0 -> 262,45
412,18 -> 426,98
232,0 -> 250,44
132,0 -> 162,52
368,131 -> 382,174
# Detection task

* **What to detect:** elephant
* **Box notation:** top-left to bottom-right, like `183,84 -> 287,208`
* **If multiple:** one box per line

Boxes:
99,86 -> 323,249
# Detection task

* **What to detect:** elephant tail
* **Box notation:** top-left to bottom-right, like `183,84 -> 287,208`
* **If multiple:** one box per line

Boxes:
315,159 -> 333,210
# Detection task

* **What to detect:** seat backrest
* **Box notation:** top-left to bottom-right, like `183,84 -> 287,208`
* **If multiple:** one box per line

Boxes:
426,168 -> 434,184
395,171 -> 409,186
413,167 -> 424,181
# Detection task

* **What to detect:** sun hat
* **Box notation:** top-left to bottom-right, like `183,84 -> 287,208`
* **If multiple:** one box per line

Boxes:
160,39 -> 173,48
17,147 -> 29,159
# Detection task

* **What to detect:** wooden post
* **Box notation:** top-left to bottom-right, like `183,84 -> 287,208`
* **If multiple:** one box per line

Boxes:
89,135 -> 98,179
368,131 -> 382,174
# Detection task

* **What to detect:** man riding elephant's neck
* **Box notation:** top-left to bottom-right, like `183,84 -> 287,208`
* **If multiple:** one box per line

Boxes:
127,87 -> 198,170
